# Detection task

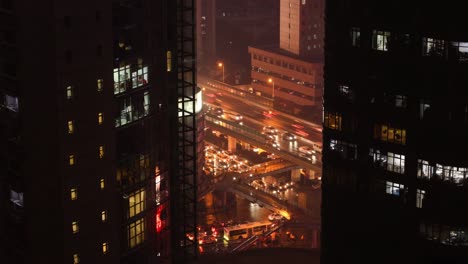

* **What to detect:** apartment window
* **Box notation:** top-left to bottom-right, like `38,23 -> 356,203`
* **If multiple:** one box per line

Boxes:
386,181 -> 405,196
387,152 -> 405,174
350,27 -> 360,47
419,101 -> 430,119
417,159 -> 433,179
374,124 -> 406,145
102,242 -> 109,254
324,112 -> 342,130
70,188 -> 78,200
66,86 -> 73,99
101,210 -> 107,222
423,37 -> 445,57
395,95 -> 407,108
166,51 -> 172,72
69,155 -> 75,166
72,221 -> 79,234
99,146 -> 104,159
338,84 -> 353,99
450,41 -> 468,61
128,218 -> 145,248
100,178 -> 105,189
97,112 -> 104,124
416,189 -> 425,208
97,79 -> 104,92
329,139 -> 358,160
73,253 -> 79,264
372,30 -> 390,51
128,188 -> 145,218
67,121 -> 74,134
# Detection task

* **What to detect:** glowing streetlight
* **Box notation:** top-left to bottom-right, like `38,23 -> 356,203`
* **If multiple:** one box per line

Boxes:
218,62 -> 225,83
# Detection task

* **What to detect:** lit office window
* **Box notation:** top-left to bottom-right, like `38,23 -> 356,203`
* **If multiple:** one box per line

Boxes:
416,189 -> 425,208
372,30 -> 390,51
66,86 -> 73,99
166,51 -> 172,72
385,181 -> 405,196
99,146 -> 104,159
128,218 -> 145,248
97,79 -> 104,92
395,95 -> 407,108
128,188 -> 145,218
350,27 -> 360,47
73,253 -> 79,264
69,155 -> 75,166
387,152 -> 405,174
98,112 -> 103,125
102,242 -> 109,254
100,179 -> 105,190
68,121 -> 74,134
422,37 -> 446,57
374,124 -> 407,145
70,188 -> 78,200
101,210 -> 107,222
324,112 -> 342,130
72,221 -> 79,234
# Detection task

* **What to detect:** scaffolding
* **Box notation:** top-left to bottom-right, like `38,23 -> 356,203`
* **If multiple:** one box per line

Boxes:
171,0 -> 198,263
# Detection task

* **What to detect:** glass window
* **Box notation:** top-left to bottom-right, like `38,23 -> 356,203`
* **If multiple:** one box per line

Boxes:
395,95 -> 407,108
73,253 -> 79,264
71,188 -> 78,200
72,221 -> 79,234
416,189 -> 425,208
97,79 -> 104,92
324,112 -> 342,130
386,181 -> 405,196
98,113 -> 103,125
69,155 -> 75,166
417,159 -> 433,179
128,188 -> 145,218
420,101 -> 431,119
99,146 -> 104,159
423,37 -> 446,57
66,86 -> 73,100
350,27 -> 360,47
372,30 -> 391,51
450,42 -> 468,61
100,179 -> 105,189
68,121 -> 74,134
101,211 -> 107,222
167,51 -> 172,72
387,152 -> 405,174
102,242 -> 108,254
128,218 -> 145,248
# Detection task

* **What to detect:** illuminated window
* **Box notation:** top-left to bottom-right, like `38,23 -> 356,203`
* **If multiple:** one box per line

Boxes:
385,181 -> 405,196
66,86 -> 73,99
102,242 -> 108,254
423,37 -> 445,57
97,79 -> 104,92
72,221 -> 79,234
68,121 -> 74,134
101,210 -> 107,222
324,112 -> 342,130
395,95 -> 407,108
417,159 -> 433,179
99,146 -> 104,159
128,218 -> 145,248
69,155 -> 75,166
374,124 -> 406,145
128,188 -> 145,218
416,189 -> 425,208
372,30 -> 390,51
73,253 -> 79,264
100,178 -> 105,190
70,188 -> 78,200
98,112 -> 103,125
350,27 -> 360,47
387,152 -> 405,174
166,51 -> 172,72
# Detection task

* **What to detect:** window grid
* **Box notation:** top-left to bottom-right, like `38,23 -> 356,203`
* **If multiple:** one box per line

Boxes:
423,37 -> 446,57
416,189 -> 425,208
102,242 -> 109,254
100,179 -> 105,190
70,188 -> 78,200
101,210 -> 107,222
128,189 -> 145,218
128,218 -> 145,248
72,221 -> 79,234
97,79 -> 104,92
350,27 -> 360,47
66,86 -> 73,100
372,30 -> 390,51
324,112 -> 342,130
374,124 -> 407,145
385,181 -> 405,196
68,121 -> 74,134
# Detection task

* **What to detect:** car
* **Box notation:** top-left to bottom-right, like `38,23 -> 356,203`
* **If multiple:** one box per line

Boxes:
213,107 -> 223,117
264,131 -> 277,140
298,146 -> 315,155
199,235 -> 217,245
268,213 -> 284,221
282,132 -> 297,141
267,139 -> 280,149
226,112 -> 243,121
263,126 -> 278,134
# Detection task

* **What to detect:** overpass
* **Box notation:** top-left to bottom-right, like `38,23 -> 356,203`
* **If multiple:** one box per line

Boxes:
205,113 -> 322,172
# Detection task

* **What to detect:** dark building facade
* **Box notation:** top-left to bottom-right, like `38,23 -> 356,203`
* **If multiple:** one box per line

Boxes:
323,2 -> 468,264
0,1 -> 197,264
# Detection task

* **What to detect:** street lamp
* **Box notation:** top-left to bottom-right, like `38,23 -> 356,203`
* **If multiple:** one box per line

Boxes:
268,78 -> 275,99
218,62 -> 225,83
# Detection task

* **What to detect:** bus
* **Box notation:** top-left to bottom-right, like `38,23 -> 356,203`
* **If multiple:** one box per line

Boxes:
223,221 -> 273,241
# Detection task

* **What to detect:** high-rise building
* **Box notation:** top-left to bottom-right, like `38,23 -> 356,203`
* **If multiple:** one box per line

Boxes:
322,2 -> 468,263
0,1 -> 198,264
248,0 -> 324,121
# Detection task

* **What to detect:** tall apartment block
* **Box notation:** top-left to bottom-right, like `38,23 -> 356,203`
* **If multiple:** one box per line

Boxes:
0,1 -> 198,264
322,2 -> 468,263
248,0 -> 324,120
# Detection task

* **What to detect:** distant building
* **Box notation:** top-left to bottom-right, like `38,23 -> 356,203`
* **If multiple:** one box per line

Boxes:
0,1 -> 198,264
248,0 -> 324,121
322,2 -> 468,264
